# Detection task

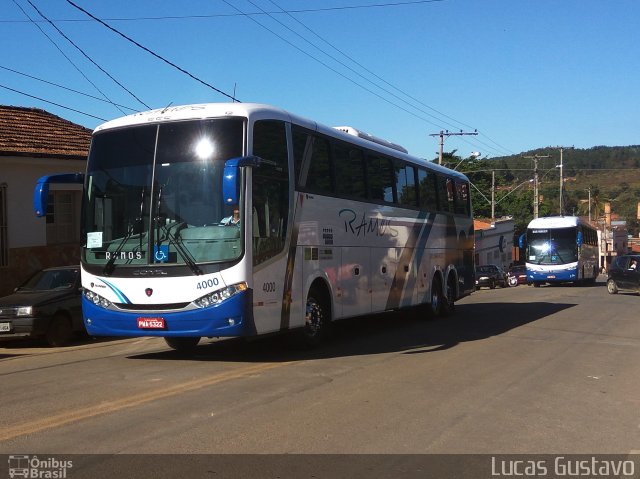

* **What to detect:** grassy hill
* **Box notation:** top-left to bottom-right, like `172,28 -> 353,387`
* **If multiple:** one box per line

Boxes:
453,145 -> 640,234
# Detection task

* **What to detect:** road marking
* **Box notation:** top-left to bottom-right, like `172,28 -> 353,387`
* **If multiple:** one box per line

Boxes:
0,361 -> 295,442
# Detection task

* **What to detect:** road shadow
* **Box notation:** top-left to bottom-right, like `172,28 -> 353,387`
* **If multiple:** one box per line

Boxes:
128,301 -> 576,363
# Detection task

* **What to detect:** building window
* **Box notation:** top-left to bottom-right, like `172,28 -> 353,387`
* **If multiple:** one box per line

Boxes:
0,183 -> 7,267
46,190 -> 81,245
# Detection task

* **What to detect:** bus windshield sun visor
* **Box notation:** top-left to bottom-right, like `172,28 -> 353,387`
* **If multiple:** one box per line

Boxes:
34,173 -> 84,217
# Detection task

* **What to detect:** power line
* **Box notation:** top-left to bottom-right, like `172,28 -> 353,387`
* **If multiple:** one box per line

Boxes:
25,0 -> 150,110
0,64 -> 138,112
222,0 -> 451,129
224,0 -> 512,158
63,0 -> 240,102
10,0 -> 124,115
1,1 -> 448,23
0,83 -> 108,121
264,0 -> 475,134
247,1 -> 514,158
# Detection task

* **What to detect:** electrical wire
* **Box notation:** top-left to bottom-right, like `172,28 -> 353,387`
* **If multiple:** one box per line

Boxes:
259,0 -> 470,133
237,0 -> 515,158
63,0 -> 239,102
223,0 -> 454,130
0,64 -> 138,112
25,0 -> 149,110
0,83 -> 108,121
11,0 -> 124,115
1,1 -> 448,23
268,0 -> 474,132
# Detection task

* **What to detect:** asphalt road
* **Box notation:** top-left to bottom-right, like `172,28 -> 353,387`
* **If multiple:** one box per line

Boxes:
1,277 -> 639,458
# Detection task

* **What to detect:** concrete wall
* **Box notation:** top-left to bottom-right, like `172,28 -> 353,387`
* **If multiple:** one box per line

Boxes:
0,156 -> 85,295
474,219 -> 515,271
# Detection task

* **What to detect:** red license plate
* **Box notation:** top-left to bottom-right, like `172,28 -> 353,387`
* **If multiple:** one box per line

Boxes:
137,317 -> 165,329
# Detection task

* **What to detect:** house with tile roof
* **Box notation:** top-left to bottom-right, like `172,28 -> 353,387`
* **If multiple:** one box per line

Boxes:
0,106 -> 91,295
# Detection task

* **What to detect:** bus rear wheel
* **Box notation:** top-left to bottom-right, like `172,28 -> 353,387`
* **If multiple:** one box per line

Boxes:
300,287 -> 330,347
427,276 -> 444,319
441,275 -> 456,317
165,337 -> 200,352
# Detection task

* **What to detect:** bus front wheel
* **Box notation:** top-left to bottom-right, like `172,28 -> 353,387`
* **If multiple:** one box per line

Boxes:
300,287 -> 331,347
165,337 -> 200,352
46,314 -> 73,347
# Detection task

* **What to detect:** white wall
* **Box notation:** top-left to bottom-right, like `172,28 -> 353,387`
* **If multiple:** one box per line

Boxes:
1,156 -> 85,249
474,219 -> 515,270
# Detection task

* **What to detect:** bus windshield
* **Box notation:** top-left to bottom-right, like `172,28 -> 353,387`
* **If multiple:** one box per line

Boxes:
527,227 -> 578,265
82,118 -> 245,270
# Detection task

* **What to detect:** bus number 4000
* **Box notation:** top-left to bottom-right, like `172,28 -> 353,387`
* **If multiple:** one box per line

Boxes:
197,278 -> 220,290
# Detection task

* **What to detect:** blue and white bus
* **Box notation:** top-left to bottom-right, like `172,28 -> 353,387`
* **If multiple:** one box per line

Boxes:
525,216 -> 599,287
34,103 -> 474,350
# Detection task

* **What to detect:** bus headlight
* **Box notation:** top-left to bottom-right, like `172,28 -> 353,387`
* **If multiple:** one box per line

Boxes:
194,282 -> 247,308
84,289 -> 113,309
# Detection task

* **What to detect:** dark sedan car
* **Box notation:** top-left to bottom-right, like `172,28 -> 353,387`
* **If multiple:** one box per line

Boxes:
607,255 -> 640,295
0,266 -> 84,346
475,264 -> 508,289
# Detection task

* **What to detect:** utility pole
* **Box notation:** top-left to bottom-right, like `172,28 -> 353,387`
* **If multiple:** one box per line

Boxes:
524,155 -> 550,219
588,187 -> 591,221
554,146 -> 574,216
429,129 -> 478,165
491,170 -> 495,223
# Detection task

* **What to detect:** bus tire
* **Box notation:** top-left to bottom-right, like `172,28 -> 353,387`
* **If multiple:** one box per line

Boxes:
300,286 -> 331,347
165,337 -> 200,352
46,313 -> 73,347
427,276 -> 444,319
606,278 -> 618,295
440,275 -> 456,317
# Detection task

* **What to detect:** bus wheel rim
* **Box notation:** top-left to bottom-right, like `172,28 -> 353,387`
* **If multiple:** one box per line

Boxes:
305,297 -> 323,337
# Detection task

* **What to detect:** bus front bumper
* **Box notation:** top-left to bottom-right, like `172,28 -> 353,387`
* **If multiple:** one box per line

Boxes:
527,269 -> 577,283
82,290 -> 256,338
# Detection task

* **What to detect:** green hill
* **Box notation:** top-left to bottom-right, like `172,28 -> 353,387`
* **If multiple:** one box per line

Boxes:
441,145 -> 640,234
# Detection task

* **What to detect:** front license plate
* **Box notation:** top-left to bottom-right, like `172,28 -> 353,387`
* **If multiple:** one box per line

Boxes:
0,322 -> 10,332
137,318 -> 165,329
547,275 -> 556,279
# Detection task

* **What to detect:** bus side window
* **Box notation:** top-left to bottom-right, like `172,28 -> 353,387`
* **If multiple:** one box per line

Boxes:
417,169 -> 437,211
304,136 -> 333,194
334,141 -> 366,199
252,120 -> 289,265
395,162 -> 417,207
367,154 -> 394,203
455,181 -> 470,216
436,175 -> 454,214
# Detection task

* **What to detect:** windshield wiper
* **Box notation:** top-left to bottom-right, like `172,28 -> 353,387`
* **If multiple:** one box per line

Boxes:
103,187 -> 146,276
153,186 -> 203,276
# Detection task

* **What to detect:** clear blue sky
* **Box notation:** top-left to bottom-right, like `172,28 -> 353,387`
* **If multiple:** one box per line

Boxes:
2,0 -> 639,160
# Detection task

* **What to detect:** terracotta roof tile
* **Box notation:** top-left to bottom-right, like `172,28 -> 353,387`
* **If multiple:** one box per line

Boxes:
0,105 -> 91,159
